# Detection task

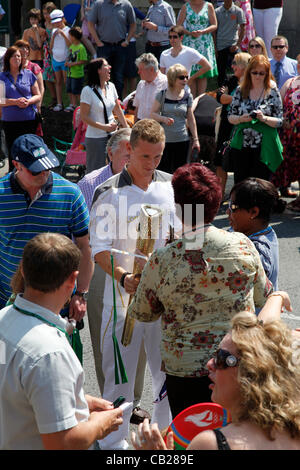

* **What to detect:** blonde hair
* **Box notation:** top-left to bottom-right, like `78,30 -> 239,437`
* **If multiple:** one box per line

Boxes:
231,311 -> 300,440
130,119 -> 165,148
167,63 -> 188,89
248,36 -> 268,59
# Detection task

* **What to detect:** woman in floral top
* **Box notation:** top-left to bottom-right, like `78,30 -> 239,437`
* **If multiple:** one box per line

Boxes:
127,163 -> 272,419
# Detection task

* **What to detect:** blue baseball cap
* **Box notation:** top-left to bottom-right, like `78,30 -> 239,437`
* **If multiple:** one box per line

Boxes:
11,134 -> 60,172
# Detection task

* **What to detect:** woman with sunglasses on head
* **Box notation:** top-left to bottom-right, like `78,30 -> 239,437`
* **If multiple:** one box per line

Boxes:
227,177 -> 286,290
127,163 -> 272,420
228,54 -> 283,184
133,304 -> 300,450
150,63 -> 200,173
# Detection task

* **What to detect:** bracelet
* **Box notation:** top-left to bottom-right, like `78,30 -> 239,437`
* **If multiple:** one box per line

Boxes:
193,137 -> 199,141
120,272 -> 130,288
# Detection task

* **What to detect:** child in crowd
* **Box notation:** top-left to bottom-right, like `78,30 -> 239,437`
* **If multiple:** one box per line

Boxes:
49,9 -> 70,111
22,8 -> 46,69
42,2 -> 57,110
65,27 -> 88,112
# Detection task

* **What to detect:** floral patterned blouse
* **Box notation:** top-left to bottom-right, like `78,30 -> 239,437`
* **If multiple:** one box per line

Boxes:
229,85 -> 283,148
128,225 -> 273,378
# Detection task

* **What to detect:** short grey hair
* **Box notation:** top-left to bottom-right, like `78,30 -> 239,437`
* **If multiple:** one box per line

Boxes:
135,53 -> 159,72
106,128 -> 131,154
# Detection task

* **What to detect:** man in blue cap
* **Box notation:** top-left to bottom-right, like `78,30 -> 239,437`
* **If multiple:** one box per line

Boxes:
0,134 -> 94,322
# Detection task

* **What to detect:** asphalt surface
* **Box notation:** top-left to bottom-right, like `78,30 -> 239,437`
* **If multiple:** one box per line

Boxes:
2,159 -> 300,449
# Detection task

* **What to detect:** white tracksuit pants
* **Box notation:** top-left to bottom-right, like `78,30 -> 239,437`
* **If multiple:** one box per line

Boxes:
99,304 -> 172,450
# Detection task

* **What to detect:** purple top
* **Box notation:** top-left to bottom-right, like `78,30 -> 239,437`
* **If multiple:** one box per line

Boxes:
0,69 -> 37,121
77,163 -> 114,212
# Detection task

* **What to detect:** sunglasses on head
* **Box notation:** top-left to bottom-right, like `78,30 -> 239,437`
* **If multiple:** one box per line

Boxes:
271,45 -> 286,49
249,44 -> 261,49
169,34 -> 179,39
251,71 -> 266,76
213,349 -> 239,369
177,75 -> 188,80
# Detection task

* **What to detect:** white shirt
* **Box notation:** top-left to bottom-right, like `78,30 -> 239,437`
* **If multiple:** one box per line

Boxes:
80,82 -> 118,138
89,168 -> 179,308
133,71 -> 167,120
160,46 -> 204,75
0,295 -> 89,450
51,26 -> 70,62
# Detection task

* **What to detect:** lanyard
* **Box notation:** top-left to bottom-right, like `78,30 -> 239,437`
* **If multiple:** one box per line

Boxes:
13,303 -> 71,344
249,226 -> 272,239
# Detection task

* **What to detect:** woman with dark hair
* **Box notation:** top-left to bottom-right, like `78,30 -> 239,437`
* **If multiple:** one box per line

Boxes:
127,163 -> 272,419
80,58 -> 128,172
228,54 -> 283,184
227,177 -> 286,290
0,46 -> 41,171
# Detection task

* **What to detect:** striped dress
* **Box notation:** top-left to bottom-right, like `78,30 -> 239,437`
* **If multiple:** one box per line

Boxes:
0,171 -> 89,307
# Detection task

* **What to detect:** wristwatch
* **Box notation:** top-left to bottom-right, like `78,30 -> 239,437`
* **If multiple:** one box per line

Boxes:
74,290 -> 89,301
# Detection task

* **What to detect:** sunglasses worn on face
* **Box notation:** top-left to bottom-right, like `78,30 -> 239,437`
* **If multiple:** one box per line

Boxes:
177,75 -> 188,80
169,35 -> 179,39
249,44 -> 261,49
271,45 -> 286,49
213,349 -> 239,369
251,71 -> 266,76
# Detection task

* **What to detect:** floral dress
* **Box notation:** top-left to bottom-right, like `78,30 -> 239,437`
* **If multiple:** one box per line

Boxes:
235,0 -> 255,51
272,77 -> 300,188
182,2 -> 218,78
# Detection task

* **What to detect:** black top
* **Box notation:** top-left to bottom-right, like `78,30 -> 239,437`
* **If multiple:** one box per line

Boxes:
213,429 -> 231,450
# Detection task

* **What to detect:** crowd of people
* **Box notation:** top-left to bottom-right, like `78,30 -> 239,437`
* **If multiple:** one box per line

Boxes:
0,0 -> 300,452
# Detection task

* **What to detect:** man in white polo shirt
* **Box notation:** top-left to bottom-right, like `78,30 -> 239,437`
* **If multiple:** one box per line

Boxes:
0,233 -> 123,450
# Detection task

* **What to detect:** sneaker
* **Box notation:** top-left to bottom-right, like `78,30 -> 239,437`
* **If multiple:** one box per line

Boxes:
53,104 -> 63,112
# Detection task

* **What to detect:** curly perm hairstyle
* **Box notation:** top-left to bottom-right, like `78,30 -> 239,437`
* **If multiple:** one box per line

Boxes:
231,312 -> 300,440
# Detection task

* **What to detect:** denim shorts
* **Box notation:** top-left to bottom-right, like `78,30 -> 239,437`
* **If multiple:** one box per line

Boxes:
52,58 -> 68,72
66,76 -> 84,95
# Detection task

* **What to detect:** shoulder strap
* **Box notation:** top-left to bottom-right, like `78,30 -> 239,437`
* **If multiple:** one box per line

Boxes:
6,72 -> 36,113
92,86 -> 109,123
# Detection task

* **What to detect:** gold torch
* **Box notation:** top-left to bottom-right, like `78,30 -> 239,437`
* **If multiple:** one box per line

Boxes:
121,204 -> 163,346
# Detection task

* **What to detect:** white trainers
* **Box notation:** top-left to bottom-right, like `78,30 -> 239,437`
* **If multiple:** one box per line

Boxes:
53,104 -> 63,112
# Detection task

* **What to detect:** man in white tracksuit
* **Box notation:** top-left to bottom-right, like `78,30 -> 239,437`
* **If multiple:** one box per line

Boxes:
89,119 -> 179,449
